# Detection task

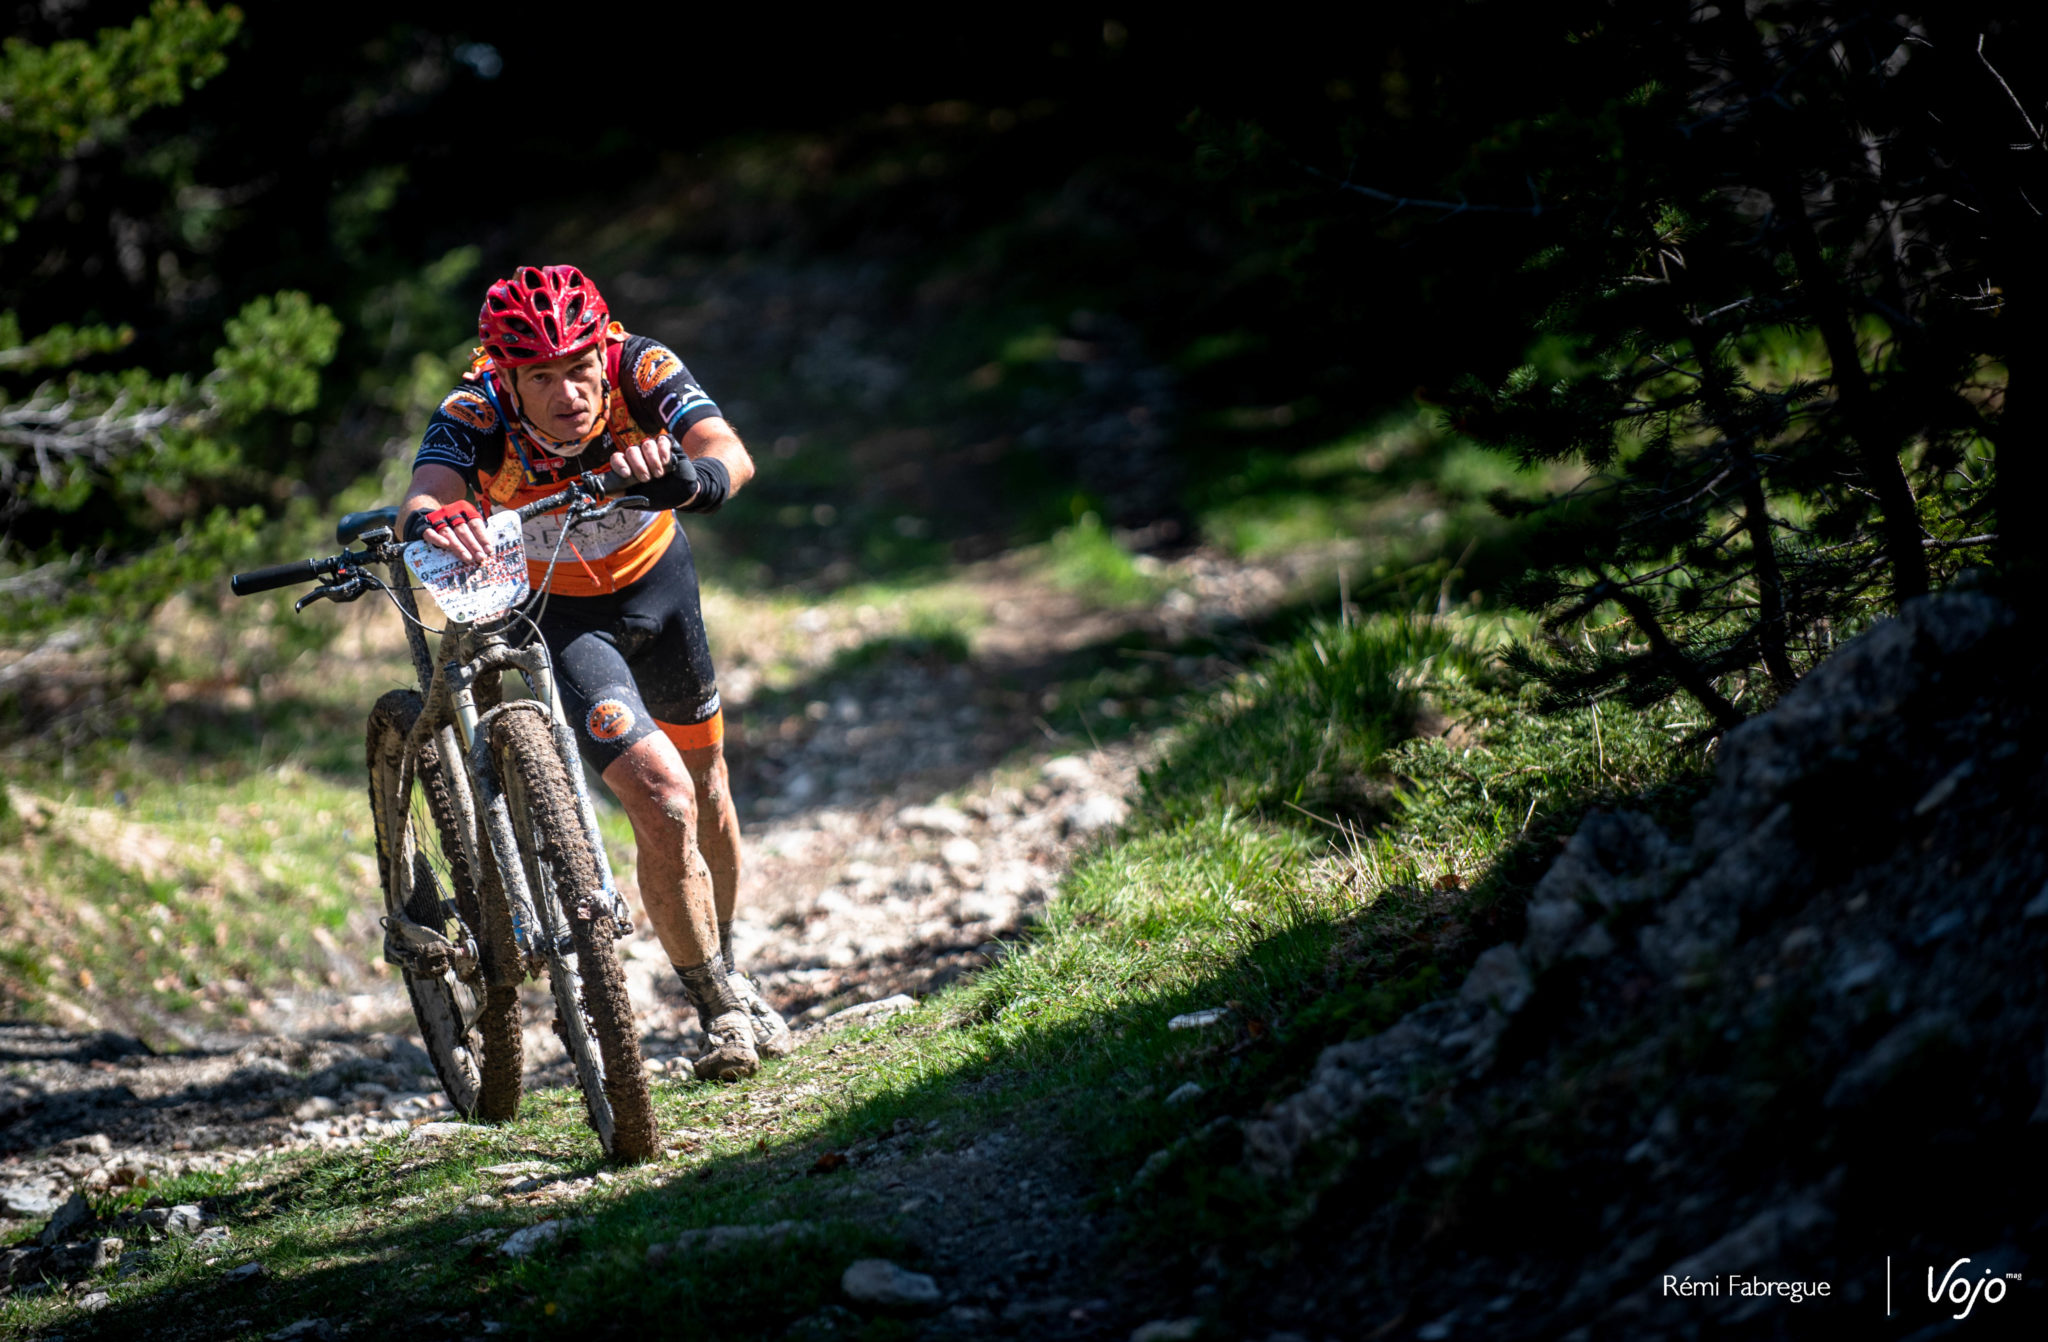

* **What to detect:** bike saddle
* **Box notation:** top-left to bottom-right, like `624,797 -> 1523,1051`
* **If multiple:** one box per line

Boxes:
336,505 -> 399,545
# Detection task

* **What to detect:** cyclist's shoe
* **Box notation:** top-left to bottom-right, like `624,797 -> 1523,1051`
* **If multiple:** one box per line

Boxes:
675,959 -> 759,1082
727,961 -> 796,1058
695,1008 -> 760,1081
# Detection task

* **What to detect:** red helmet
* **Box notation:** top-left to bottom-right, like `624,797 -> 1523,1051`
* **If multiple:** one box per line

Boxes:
477,264 -> 609,367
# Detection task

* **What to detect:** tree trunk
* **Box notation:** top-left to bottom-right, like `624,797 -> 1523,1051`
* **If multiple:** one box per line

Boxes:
1768,173 -> 1931,606
1992,273 -> 2048,626
1727,436 -> 1797,691
1689,338 -> 1798,692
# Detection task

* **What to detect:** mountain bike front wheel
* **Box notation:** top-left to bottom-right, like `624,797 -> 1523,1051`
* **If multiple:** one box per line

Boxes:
366,690 -> 524,1121
488,707 -> 659,1161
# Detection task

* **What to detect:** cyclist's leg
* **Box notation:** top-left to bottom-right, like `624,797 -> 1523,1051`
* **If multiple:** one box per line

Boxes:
546,565 -> 757,1079
537,607 -> 720,973
614,530 -> 739,938
661,722 -> 740,945
620,532 -> 791,1056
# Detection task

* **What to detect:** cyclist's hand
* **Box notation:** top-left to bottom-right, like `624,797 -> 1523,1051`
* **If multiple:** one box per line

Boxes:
610,432 -> 699,503
610,432 -> 673,483
421,501 -> 493,565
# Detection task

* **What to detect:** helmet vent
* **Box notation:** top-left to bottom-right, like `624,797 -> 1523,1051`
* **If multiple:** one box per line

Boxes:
478,264 -> 610,367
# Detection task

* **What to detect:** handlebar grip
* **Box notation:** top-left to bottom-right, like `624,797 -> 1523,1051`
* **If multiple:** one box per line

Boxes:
231,558 -> 321,596
595,468 -> 631,497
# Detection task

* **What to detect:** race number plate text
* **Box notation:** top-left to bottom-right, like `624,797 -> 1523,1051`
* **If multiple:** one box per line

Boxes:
405,510 -> 529,623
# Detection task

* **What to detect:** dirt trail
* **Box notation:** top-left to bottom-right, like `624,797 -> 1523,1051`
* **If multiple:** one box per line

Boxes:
0,545 -> 1319,1309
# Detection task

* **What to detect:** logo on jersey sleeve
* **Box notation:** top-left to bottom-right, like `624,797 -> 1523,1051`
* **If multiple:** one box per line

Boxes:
440,389 -> 499,432
587,699 -> 637,742
633,346 -> 683,394
420,423 -> 467,458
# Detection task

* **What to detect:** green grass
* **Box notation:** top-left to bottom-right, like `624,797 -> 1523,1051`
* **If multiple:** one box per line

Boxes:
1044,510 -> 1162,607
1136,615 -> 1465,829
824,605 -> 975,672
1188,409 -> 1562,572
1,697 -> 401,1040
9,607 -> 1710,1340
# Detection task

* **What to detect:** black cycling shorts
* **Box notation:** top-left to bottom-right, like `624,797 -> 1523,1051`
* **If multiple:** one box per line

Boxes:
534,529 -> 721,774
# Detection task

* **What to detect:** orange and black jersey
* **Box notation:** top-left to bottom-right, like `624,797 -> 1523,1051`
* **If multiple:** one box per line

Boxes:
411,330 -> 723,595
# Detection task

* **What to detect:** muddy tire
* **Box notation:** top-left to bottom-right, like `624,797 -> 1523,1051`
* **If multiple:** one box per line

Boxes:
489,708 -> 658,1161
366,689 -> 523,1121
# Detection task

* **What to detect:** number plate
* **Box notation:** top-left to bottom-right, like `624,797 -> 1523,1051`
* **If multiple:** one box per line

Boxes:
405,510 -> 530,623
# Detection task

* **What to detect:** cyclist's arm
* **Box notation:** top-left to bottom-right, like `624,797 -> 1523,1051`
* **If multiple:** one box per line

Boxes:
677,417 -> 755,496
614,336 -> 751,500
607,418 -> 754,508
401,463 -> 493,565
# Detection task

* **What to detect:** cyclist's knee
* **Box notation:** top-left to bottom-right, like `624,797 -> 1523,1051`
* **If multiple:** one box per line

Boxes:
625,762 -> 695,813
602,739 -> 698,832
654,783 -> 699,833
681,743 -> 729,793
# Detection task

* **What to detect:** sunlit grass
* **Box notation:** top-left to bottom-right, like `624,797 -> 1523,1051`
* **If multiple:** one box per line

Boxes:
1192,411 -> 1559,560
7,601 -> 1709,1339
1043,510 -> 1162,606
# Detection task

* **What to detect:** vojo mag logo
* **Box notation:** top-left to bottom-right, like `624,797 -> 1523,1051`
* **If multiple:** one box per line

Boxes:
1899,1256 -> 2023,1322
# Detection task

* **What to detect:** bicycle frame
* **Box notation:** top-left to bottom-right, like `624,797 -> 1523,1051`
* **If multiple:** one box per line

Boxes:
380,544 -> 627,983
231,470 -> 663,1153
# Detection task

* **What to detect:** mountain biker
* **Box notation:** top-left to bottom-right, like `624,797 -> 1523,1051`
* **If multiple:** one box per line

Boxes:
396,263 -> 790,1082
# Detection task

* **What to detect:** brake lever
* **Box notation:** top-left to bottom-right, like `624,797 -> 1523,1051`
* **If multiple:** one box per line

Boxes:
568,495 -> 650,526
295,574 -> 369,613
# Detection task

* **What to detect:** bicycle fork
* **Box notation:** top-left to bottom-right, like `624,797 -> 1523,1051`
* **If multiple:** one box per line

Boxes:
440,631 -> 632,978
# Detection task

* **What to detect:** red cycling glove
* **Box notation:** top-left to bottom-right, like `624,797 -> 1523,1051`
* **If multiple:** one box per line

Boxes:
406,499 -> 483,543
426,500 -> 482,531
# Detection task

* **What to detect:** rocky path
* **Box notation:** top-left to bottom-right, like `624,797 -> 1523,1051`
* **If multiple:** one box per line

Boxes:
1,544 -> 1324,1270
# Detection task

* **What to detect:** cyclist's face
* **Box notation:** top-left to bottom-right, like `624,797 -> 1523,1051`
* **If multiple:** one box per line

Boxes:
511,347 -> 604,442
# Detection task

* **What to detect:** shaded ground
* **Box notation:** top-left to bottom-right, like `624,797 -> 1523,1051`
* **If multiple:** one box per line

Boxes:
0,539 -> 1332,1339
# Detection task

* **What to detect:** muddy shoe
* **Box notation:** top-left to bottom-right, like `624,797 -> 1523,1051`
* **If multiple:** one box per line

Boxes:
694,1009 -> 760,1081
728,966 -> 795,1058
675,959 -> 759,1082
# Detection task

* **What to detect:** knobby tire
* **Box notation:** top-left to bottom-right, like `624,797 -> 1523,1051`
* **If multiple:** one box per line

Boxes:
488,709 -> 658,1161
365,689 -> 523,1121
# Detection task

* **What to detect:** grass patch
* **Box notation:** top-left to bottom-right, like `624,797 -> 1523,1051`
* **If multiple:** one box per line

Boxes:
825,605 -> 975,672
13,599 -> 1710,1340
1136,615 -> 1467,830
1044,511 -> 1161,606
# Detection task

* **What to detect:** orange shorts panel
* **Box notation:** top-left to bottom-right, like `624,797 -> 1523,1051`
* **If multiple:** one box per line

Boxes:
658,709 -> 724,753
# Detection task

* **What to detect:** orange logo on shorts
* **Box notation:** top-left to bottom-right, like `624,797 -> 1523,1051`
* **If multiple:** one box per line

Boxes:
633,346 -> 682,394
587,700 -> 636,741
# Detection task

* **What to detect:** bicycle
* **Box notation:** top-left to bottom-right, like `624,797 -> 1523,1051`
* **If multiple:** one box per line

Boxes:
231,470 -> 659,1160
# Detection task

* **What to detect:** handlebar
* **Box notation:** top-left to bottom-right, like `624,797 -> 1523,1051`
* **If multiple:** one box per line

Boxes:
230,558 -> 325,597
512,467 -> 630,520
231,468 -> 630,598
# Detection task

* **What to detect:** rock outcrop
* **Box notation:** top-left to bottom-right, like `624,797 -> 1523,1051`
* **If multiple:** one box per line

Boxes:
1243,590 -> 2048,1338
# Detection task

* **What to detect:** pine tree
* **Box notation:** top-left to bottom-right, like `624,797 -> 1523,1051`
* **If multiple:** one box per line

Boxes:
0,4 -> 340,649
1426,3 -> 2026,723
